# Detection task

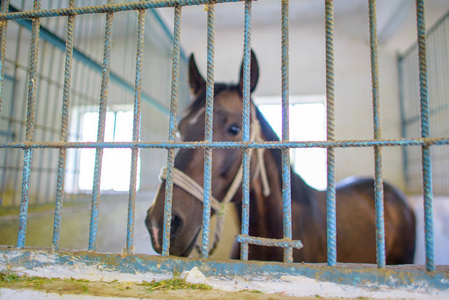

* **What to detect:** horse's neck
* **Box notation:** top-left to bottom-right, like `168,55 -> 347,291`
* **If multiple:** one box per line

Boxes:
233,109 -> 320,239
233,148 -> 317,239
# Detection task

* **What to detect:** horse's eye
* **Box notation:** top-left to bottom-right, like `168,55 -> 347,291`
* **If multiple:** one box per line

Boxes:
227,124 -> 241,136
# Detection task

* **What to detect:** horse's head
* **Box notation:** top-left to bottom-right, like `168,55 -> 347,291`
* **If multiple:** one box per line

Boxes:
145,50 -> 259,257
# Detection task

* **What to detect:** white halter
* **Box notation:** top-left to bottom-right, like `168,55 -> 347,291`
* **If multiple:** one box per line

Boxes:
158,118 -> 270,255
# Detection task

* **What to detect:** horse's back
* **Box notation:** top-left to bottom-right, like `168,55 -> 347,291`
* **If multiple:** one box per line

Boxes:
335,177 -> 416,264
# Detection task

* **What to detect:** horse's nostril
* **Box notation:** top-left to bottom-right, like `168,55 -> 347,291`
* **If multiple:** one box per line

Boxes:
170,215 -> 183,237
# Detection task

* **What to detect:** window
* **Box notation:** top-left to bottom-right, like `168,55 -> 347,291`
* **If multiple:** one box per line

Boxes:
257,96 -> 327,190
66,107 -> 140,193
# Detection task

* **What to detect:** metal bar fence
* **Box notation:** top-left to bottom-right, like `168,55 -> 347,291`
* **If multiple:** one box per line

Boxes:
0,0 -> 448,288
0,1 -> 186,210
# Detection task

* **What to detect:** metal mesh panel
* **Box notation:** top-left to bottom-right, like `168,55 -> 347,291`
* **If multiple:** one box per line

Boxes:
399,11 -> 449,196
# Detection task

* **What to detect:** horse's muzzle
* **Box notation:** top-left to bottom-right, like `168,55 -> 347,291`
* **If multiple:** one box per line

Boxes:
145,209 -> 186,255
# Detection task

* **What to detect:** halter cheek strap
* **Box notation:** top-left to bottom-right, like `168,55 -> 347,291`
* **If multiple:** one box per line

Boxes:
157,119 -> 270,255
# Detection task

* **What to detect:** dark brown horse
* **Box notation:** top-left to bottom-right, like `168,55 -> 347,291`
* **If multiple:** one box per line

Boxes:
145,51 -> 416,263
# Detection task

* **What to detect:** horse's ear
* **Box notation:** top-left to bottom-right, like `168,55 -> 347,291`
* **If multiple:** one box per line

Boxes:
189,54 -> 206,96
238,49 -> 259,94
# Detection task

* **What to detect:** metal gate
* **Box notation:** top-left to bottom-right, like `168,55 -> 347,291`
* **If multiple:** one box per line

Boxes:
0,0 -> 448,297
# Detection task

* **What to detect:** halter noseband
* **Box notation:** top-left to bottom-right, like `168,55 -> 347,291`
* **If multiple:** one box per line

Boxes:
158,118 -> 270,255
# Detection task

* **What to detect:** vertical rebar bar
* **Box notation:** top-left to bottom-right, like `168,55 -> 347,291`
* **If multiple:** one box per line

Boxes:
0,0 -> 10,207
281,0 -> 293,264
162,5 -> 182,257
368,0 -> 386,269
53,0 -> 76,250
201,2 -> 215,258
125,4 -> 145,255
0,0 -> 9,128
88,0 -> 114,252
325,0 -> 337,267
17,0 -> 41,248
240,0 -> 252,262
415,0 -> 435,272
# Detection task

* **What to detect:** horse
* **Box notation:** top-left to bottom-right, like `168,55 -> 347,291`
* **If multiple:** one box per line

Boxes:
145,50 -> 416,264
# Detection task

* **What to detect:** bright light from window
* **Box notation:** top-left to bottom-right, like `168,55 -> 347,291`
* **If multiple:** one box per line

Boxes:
76,110 -> 140,192
258,102 -> 327,190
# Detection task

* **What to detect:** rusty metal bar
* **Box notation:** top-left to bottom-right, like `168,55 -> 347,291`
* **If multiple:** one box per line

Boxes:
201,2 -> 215,258
280,0 -> 293,264
17,0 -> 41,249
2,137 -> 449,150
368,0 -> 386,269
0,0 -> 246,21
415,0 -> 435,272
52,0 -> 76,250
240,0 -> 252,262
88,0 -> 114,252
125,2 -> 146,255
325,0 -> 337,267
162,5 -> 183,257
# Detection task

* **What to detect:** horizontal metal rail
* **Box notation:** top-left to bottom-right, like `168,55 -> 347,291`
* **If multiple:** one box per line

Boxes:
1,138 -> 449,149
235,235 -> 303,249
0,0 -> 245,20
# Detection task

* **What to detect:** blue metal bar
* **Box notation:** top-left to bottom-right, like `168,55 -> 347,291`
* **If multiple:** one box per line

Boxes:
8,4 -> 169,116
17,0 -> 41,249
0,0 -> 9,125
236,235 -> 303,249
88,0 -> 114,252
53,0 -> 76,250
125,3 -> 146,255
162,5 -> 182,257
368,0 -> 386,269
280,0 -> 293,264
325,0 -> 337,267
0,0 -> 10,207
240,0 -> 252,262
201,3 -> 215,258
0,0 -> 245,21
415,0 -> 435,272
2,137 -> 449,150
149,10 -> 187,62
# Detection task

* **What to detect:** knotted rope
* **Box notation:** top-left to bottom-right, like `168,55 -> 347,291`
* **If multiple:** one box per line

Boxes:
158,118 -> 270,256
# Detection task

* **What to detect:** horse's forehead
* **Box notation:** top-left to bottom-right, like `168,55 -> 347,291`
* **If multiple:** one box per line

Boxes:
214,90 -> 242,113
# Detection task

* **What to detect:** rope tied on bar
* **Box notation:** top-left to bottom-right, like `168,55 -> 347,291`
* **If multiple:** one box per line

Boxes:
158,118 -> 270,256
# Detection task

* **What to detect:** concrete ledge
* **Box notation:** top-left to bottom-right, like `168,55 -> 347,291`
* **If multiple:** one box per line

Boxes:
1,247 -> 448,299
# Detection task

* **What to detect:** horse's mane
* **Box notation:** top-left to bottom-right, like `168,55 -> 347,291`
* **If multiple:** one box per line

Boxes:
255,106 -> 316,206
